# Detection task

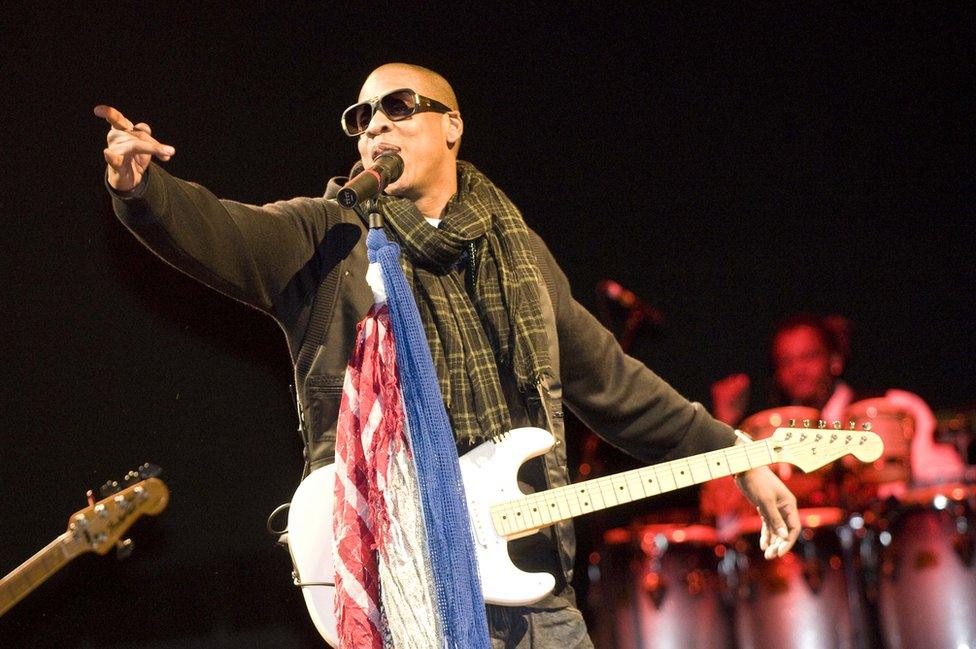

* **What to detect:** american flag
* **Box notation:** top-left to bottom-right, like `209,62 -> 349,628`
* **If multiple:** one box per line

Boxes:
332,305 -> 403,649
331,228 -> 491,648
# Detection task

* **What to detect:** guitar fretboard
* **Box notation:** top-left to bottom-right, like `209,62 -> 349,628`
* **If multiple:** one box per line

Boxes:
0,533 -> 77,616
491,439 -> 775,537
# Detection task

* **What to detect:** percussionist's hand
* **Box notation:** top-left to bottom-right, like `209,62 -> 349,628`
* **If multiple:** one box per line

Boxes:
711,373 -> 750,426
735,465 -> 801,559
94,105 -> 175,192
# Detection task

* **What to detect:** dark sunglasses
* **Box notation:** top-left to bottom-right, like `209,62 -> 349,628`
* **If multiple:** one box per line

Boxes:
341,88 -> 453,136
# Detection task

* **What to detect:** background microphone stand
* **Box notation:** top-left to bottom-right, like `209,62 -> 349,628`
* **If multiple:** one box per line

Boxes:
575,281 -> 662,481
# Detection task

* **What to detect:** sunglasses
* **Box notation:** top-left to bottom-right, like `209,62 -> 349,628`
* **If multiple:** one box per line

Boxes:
341,88 -> 453,136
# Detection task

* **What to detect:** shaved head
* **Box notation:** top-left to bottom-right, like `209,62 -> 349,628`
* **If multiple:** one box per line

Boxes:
360,63 -> 458,113
354,63 -> 464,216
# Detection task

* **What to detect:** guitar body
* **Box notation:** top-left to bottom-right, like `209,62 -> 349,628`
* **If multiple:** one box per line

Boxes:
286,426 -> 556,648
460,426 -> 558,604
287,423 -> 883,647
287,463 -> 339,647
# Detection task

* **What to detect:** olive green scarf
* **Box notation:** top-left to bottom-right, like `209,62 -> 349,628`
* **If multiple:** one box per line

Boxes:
378,161 -> 551,442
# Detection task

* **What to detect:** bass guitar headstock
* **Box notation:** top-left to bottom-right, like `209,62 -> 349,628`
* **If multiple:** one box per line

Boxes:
65,464 -> 169,557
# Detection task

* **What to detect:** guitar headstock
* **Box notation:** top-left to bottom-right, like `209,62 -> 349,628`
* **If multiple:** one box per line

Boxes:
66,464 -> 169,556
768,420 -> 884,473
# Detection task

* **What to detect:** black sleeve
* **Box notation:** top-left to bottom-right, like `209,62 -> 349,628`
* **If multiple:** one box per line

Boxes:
110,163 -> 341,316
532,234 -> 736,464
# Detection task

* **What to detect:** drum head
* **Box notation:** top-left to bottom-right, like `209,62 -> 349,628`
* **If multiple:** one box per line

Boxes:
845,398 -> 913,484
895,482 -> 976,507
735,507 -> 844,537
740,406 -> 821,439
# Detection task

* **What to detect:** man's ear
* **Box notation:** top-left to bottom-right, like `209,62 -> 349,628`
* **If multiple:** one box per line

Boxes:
446,111 -> 463,148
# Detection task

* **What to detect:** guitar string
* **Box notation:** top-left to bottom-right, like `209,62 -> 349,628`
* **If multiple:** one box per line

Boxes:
491,435 -> 875,532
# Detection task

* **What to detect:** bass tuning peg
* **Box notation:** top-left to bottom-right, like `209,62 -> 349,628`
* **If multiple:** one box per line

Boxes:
99,480 -> 121,498
138,463 -> 162,479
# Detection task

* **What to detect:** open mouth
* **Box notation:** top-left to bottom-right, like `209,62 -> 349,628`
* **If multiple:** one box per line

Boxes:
372,144 -> 401,161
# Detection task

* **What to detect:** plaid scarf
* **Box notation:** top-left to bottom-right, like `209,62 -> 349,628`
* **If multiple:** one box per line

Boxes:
377,161 -> 551,442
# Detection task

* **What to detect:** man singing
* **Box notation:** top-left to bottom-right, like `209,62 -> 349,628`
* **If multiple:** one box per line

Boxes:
97,63 -> 799,647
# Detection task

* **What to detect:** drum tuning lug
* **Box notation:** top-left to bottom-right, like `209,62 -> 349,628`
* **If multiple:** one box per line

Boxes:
832,420 -> 842,430
803,419 -> 811,428
788,419 -> 796,427
830,434 -> 838,443
862,422 -> 872,431
817,419 -> 826,429
849,420 -> 856,430
845,435 -> 852,443
815,433 -> 823,442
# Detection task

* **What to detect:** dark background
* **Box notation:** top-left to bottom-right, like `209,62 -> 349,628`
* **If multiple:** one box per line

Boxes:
1,4 -> 972,647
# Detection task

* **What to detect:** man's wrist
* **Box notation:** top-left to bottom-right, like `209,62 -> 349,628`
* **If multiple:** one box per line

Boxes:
106,167 -> 150,199
733,429 -> 754,481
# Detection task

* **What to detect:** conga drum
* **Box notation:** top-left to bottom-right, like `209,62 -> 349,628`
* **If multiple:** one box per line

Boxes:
590,523 -> 733,649
732,508 -> 871,649
739,406 -> 837,507
844,398 -> 913,505
867,483 -> 976,649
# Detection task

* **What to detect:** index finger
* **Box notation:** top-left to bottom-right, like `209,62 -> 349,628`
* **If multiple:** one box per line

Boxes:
94,105 -> 134,131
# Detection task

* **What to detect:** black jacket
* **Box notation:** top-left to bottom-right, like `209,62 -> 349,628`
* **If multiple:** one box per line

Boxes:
110,162 -> 737,582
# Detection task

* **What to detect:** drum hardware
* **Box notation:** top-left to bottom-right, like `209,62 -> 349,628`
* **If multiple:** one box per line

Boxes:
731,508 -> 872,649
935,405 -> 975,463
865,484 -> 976,649
640,531 -> 669,609
592,523 -> 734,649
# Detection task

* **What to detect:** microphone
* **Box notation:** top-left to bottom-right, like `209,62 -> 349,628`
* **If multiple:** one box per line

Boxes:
597,279 -> 664,325
336,152 -> 404,208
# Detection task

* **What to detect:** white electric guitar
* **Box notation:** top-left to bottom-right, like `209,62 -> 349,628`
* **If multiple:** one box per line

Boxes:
288,423 -> 882,646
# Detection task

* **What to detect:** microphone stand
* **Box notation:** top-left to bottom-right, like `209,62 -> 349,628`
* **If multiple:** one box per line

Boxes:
618,306 -> 648,355
352,198 -> 384,230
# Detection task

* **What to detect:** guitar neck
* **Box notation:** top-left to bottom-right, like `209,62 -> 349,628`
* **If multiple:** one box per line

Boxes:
0,533 -> 80,617
492,439 -> 775,537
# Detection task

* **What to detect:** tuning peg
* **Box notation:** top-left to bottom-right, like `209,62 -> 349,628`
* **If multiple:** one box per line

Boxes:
832,421 -> 842,430
138,463 -> 162,480
802,419 -> 811,428
817,420 -> 826,429
116,538 -> 134,560
862,422 -> 872,431
99,480 -> 121,498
